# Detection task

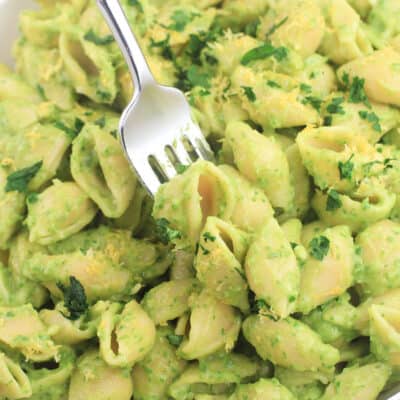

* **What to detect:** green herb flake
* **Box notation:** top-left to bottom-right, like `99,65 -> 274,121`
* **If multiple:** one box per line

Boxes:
186,66 -> 211,89
128,0 -> 143,11
155,218 -> 182,244
301,96 -> 322,112
168,10 -> 199,32
176,164 -> 189,174
167,334 -> 184,346
203,232 -> 216,242
309,236 -> 330,261
266,16 -> 288,37
37,84 -> 46,99
199,244 -> 210,255
5,161 -> 43,193
348,76 -> 370,106
300,83 -> 312,93
326,189 -> 342,211
290,242 -> 298,250
150,35 -> 174,61
241,86 -> 256,102
84,29 -> 114,46
57,276 -> 88,320
326,97 -> 345,115
244,19 -> 260,37
53,121 -> 81,140
338,154 -> 354,181
358,110 -> 382,132
267,80 -> 281,88
241,43 -> 288,65
94,116 -> 106,129
324,116 -> 332,126
27,192 -> 39,204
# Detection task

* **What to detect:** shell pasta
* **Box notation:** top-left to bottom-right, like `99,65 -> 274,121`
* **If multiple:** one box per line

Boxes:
0,0 -> 400,399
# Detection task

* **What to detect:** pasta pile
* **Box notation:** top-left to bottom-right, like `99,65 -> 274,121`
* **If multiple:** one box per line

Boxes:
0,0 -> 400,398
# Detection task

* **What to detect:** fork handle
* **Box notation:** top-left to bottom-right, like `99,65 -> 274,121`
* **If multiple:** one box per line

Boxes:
96,0 -> 155,98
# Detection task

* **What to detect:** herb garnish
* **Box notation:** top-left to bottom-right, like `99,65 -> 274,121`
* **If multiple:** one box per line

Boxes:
326,97 -> 345,115
5,161 -> 43,193
338,154 -> 354,181
309,236 -> 330,261
155,218 -> 182,244
84,29 -> 114,46
57,276 -> 88,320
54,119 -> 84,140
242,86 -> 256,102
203,232 -> 216,242
267,80 -> 281,89
168,10 -> 199,32
301,96 -> 322,111
266,16 -> 288,37
358,110 -> 382,132
241,43 -> 288,65
326,189 -> 342,211
166,334 -> 183,346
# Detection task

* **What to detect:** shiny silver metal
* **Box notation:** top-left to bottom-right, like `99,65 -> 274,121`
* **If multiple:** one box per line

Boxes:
96,0 -> 214,196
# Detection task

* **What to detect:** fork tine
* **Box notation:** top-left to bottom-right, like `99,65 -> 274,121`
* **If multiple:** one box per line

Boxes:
152,148 -> 178,180
186,131 -> 215,162
172,138 -> 193,166
130,156 -> 162,196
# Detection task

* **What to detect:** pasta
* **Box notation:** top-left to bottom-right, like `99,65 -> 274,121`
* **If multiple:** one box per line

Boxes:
0,0 -> 400,398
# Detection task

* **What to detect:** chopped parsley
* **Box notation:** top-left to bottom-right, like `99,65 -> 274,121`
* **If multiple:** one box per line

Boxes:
326,189 -> 342,211
267,80 -> 281,88
255,299 -> 268,311
347,76 -> 370,107
54,119 -> 84,140
84,29 -> 114,45
244,19 -> 260,37
57,276 -> 88,320
37,84 -> 46,99
198,244 -> 210,255
241,43 -> 288,65
242,86 -> 256,102
358,110 -> 382,132
324,116 -> 332,126
203,232 -> 216,242
155,218 -> 182,244
266,16 -> 288,37
290,242 -> 298,250
301,96 -> 322,111
94,116 -> 106,129
186,66 -> 211,89
300,83 -> 312,93
128,0 -> 143,10
176,164 -> 188,174
5,161 -> 43,193
326,97 -> 345,115
168,10 -> 199,32
309,236 -> 330,261
150,35 -> 174,60
166,334 -> 184,346
26,192 -> 39,204
338,154 -> 354,181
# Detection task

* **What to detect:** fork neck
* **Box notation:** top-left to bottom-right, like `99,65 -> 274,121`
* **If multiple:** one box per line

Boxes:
97,0 -> 155,95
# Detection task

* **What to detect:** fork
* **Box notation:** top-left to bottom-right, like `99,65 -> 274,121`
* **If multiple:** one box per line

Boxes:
96,0 -> 215,196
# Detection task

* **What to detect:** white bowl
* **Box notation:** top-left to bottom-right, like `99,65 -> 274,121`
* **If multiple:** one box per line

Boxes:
0,0 -> 36,67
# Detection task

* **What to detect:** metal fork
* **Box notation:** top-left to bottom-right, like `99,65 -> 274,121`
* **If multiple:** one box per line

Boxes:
96,0 -> 215,196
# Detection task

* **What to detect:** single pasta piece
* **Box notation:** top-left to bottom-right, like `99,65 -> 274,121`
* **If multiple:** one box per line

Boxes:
141,278 -> 200,325
0,304 -> 58,362
356,219 -> 400,297
26,180 -> 98,245
338,47 -> 400,107
194,217 -> 250,312
225,121 -> 294,212
312,180 -> 396,234
296,125 -> 382,192
318,0 -> 373,64
320,362 -> 391,400
131,328 -> 187,400
258,0 -> 325,59
168,352 -> 259,399
71,123 -> 137,218
177,289 -> 241,360
242,314 -> 340,371
297,225 -> 354,314
229,378 -> 295,400
0,351 -> 32,399
97,300 -> 156,368
68,349 -> 133,400
153,160 -> 235,245
218,165 -> 274,232
245,217 -> 300,318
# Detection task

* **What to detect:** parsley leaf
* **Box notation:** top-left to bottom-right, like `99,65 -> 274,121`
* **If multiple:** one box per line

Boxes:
324,115 -> 332,126
168,10 -> 199,32
84,29 -> 114,45
54,119 -> 84,140
338,154 -> 354,181
198,244 -> 210,255
326,189 -> 342,211
241,43 -> 288,65
326,97 -> 345,115
186,66 -> 211,89
309,236 -> 330,261
358,110 -> 382,132
300,83 -> 312,93
348,76 -> 370,107
94,116 -> 106,129
203,232 -> 216,242
155,218 -> 182,244
266,16 -> 288,37
150,35 -> 174,60
301,96 -> 322,111
244,19 -> 260,37
128,0 -> 143,11
166,334 -> 183,346
5,161 -> 43,193
267,80 -> 281,88
176,164 -> 189,174
57,276 -> 88,320
242,86 -> 256,102
27,192 -> 39,204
